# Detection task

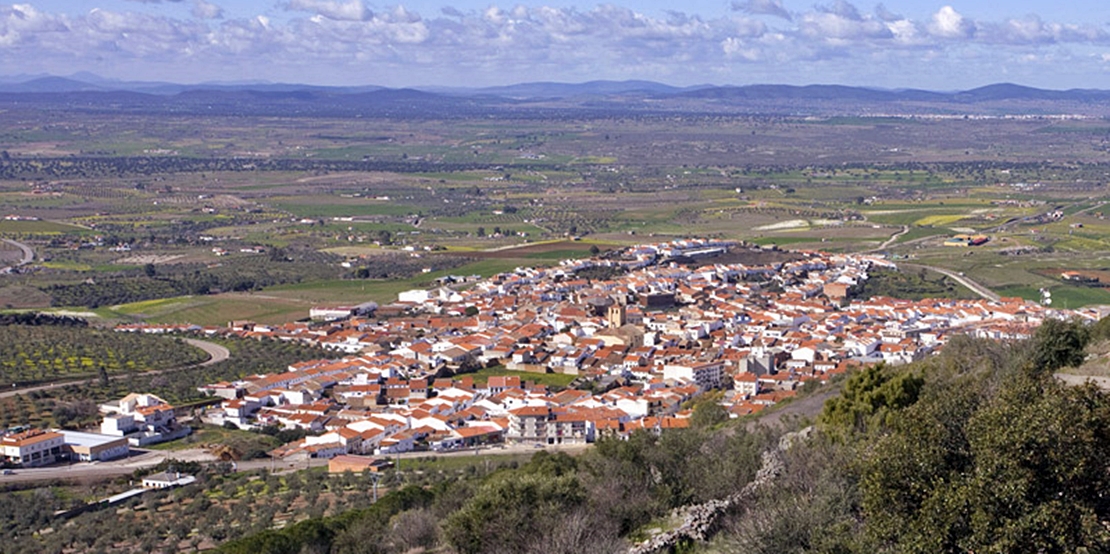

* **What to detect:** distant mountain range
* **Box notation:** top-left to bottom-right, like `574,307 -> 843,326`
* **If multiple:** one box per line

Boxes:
2,74 -> 1110,117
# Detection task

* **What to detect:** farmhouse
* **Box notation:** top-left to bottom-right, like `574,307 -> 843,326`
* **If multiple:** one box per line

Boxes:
944,234 -> 989,247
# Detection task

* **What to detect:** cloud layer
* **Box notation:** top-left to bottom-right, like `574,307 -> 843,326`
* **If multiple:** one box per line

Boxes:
3,1 -> 1110,88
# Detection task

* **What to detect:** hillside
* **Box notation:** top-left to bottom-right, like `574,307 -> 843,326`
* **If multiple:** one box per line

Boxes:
5,77 -> 1110,116
209,318 -> 1110,554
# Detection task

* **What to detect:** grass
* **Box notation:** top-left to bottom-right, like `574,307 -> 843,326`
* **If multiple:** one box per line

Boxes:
269,200 -> 421,218
749,236 -> 821,246
0,285 -> 53,309
322,246 -> 390,257
105,294 -> 311,326
521,248 -> 599,260
894,226 -> 950,244
41,261 -> 93,271
914,214 -> 967,227
995,285 -> 1110,309
1061,340 -> 1110,378
266,259 -> 528,304
148,424 -> 279,452
461,366 -> 578,388
0,220 -> 85,234
96,258 -> 530,325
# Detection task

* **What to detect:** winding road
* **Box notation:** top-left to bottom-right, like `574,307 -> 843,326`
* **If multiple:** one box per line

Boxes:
183,338 -> 231,366
851,224 -> 1002,303
903,263 -> 1001,303
0,337 -> 230,400
866,225 -> 909,253
0,238 -> 33,269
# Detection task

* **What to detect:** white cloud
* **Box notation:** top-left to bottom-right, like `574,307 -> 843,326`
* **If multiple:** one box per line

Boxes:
884,18 -> 923,45
983,15 -> 1109,45
721,37 -> 760,60
823,1 -> 861,21
873,4 -> 901,23
0,4 -> 68,47
799,10 -> 892,40
929,6 -> 975,39
192,0 -> 222,20
3,2 -> 1110,88
286,0 -> 371,22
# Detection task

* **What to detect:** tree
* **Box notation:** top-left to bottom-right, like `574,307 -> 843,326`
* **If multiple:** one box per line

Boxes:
1028,317 -> 1089,375
589,244 -> 601,256
386,509 -> 440,552
1090,313 -> 1110,342
818,364 -> 923,437
691,399 -> 728,428
860,367 -> 1110,554
464,306 -> 479,317
445,472 -> 586,554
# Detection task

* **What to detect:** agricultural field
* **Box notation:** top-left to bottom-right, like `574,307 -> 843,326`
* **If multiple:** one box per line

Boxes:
0,324 -> 207,387
1,110 -> 1110,324
0,456 -> 518,554
0,335 -> 330,430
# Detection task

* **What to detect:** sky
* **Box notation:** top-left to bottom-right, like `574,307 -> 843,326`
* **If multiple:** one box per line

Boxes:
4,1 -> 1110,89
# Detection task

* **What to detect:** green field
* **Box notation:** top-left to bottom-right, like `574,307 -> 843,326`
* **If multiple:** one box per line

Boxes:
104,294 -> 313,326
996,285 -> 1110,309
462,366 -> 578,388
2,111 -> 1110,318
98,258 -> 532,325
269,199 -> 421,218
0,219 -> 85,234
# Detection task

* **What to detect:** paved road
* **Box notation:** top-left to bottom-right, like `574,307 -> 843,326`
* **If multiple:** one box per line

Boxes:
902,263 -> 1001,303
0,337 -> 230,399
0,238 -> 33,268
184,338 -> 230,366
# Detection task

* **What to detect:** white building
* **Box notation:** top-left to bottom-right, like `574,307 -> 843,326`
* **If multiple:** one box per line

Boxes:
1,430 -> 65,467
662,361 -> 724,391
60,431 -> 130,462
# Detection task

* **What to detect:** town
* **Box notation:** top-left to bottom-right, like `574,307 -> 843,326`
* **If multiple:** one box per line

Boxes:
3,238 -> 1081,470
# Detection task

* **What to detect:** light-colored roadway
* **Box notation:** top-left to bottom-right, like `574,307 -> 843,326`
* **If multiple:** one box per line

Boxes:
0,238 -> 33,268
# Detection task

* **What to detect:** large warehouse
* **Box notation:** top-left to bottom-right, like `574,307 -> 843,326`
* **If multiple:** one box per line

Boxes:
60,431 -> 130,462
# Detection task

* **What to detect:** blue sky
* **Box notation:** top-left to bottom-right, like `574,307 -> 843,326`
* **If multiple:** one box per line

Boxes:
4,1 -> 1110,89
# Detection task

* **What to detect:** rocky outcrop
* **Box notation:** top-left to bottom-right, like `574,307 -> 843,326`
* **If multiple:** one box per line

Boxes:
628,426 -> 812,554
